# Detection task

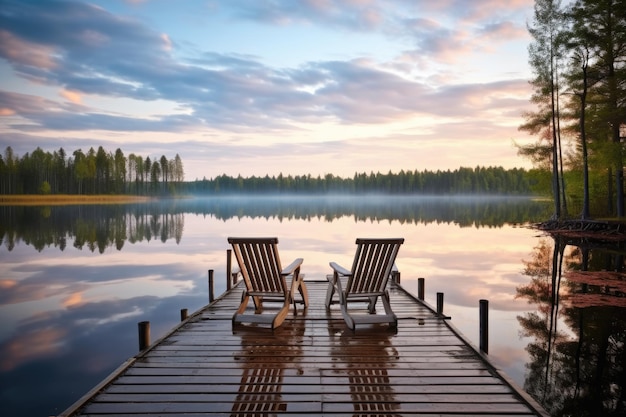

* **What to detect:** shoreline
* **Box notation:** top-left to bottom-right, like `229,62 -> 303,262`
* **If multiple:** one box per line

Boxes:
0,194 -> 155,206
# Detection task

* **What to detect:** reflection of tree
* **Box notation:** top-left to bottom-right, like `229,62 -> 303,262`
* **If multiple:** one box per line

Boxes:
1,198 -> 550,253
0,204 -> 185,253
193,196 -> 550,227
517,236 -> 626,416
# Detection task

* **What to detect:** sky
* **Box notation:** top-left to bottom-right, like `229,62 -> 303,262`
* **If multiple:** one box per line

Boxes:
0,0 -> 538,181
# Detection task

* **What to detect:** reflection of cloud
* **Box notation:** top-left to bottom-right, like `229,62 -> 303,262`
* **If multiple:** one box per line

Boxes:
0,279 -> 17,289
0,291 -> 204,375
0,326 -> 67,371
75,305 -> 143,326
0,262 -> 197,305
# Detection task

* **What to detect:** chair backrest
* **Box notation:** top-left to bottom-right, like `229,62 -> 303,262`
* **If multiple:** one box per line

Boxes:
346,238 -> 404,295
228,237 -> 287,295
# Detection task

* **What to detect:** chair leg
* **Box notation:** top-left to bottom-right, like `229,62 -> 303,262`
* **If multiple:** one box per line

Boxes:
271,300 -> 291,329
232,293 -> 251,326
367,296 -> 378,313
382,291 -> 398,328
298,279 -> 309,309
325,274 -> 337,309
253,296 -> 264,313
338,293 -> 355,330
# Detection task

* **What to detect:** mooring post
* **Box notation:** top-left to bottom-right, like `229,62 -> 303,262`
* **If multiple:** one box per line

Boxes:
418,278 -> 425,300
180,308 -> 188,321
208,269 -> 215,302
392,270 -> 400,284
480,299 -> 489,354
436,292 -> 444,315
226,249 -> 232,291
138,321 -> 150,351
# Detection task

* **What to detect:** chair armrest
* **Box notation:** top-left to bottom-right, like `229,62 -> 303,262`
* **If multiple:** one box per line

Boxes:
329,262 -> 351,276
282,258 -> 304,275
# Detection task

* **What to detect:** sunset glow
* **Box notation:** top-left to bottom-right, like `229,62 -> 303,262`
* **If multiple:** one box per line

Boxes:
0,0 -> 536,180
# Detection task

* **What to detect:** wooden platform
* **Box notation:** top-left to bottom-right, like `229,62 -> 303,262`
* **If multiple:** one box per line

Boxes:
60,280 -> 549,416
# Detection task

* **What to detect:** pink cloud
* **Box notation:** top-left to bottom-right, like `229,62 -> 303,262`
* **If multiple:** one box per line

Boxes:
0,30 -> 58,69
60,89 -> 82,104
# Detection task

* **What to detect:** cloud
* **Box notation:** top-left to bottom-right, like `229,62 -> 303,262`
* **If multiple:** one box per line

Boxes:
60,89 -> 82,104
0,30 -> 58,69
225,0 -> 532,62
0,0 -> 535,180
0,0 -> 532,133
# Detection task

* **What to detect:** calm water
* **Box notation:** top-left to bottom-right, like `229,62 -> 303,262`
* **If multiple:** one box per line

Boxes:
0,196 -> 624,417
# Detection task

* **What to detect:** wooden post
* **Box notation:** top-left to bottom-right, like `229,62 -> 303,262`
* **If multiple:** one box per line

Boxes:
208,269 -> 215,302
226,249 -> 232,291
480,299 -> 489,354
417,278 -> 425,300
436,292 -> 444,315
392,270 -> 400,284
180,308 -> 188,321
138,321 -> 150,351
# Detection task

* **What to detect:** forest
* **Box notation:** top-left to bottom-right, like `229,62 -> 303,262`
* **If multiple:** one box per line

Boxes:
0,145 -> 537,196
521,0 -> 626,220
0,146 -> 183,196
186,167 -> 535,195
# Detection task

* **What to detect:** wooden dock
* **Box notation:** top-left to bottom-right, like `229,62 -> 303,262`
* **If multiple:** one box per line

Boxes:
60,279 -> 549,416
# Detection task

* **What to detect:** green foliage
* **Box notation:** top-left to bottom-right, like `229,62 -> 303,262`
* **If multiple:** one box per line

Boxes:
39,181 -> 51,195
184,166 -> 538,195
0,146 -> 183,197
521,0 -> 626,219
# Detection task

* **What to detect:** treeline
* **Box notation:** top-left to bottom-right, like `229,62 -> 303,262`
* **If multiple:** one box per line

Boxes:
0,146 -> 184,195
1,146 -> 537,196
186,166 -> 535,195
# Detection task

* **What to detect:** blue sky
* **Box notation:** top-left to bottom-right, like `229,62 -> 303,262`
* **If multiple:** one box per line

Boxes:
0,0 -> 536,181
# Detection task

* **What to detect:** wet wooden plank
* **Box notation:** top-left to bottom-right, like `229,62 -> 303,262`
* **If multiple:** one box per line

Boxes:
60,280 -> 549,417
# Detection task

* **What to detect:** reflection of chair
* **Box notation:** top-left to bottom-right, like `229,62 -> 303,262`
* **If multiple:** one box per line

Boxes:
332,327 -> 401,416
229,237 -> 308,329
325,238 -> 404,330
231,324 -> 304,415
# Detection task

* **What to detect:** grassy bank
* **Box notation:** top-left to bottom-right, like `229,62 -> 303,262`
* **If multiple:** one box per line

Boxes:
0,194 -> 154,206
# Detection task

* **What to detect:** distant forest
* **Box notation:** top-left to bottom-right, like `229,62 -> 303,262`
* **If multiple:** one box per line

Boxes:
0,146 -> 537,195
188,167 -> 535,195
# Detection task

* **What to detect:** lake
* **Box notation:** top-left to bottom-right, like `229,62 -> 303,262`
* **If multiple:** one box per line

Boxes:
0,195 -> 624,417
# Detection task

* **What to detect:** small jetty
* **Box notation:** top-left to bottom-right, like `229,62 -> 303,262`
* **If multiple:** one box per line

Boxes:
60,278 -> 549,416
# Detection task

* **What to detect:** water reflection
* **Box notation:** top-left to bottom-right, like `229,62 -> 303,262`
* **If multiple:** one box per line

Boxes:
231,324 -> 304,416
517,235 -> 626,416
330,323 -> 400,416
0,203 -> 184,253
0,196 -> 549,254
0,195 -> 586,417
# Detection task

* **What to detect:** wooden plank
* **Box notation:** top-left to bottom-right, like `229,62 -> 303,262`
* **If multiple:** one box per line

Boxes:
61,280 -> 549,417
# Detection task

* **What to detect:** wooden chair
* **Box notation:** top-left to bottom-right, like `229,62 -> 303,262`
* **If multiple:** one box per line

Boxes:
325,238 -> 404,330
228,237 -> 308,329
